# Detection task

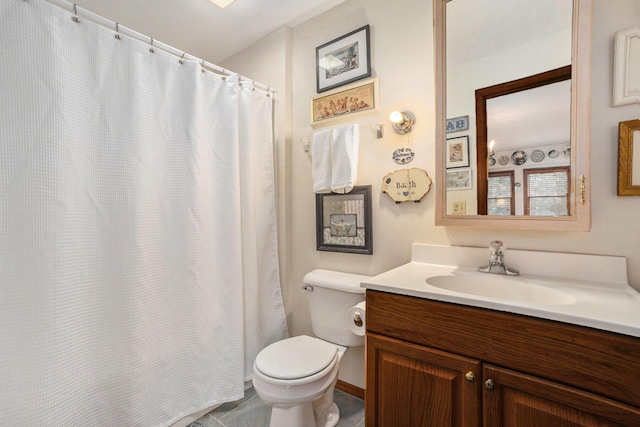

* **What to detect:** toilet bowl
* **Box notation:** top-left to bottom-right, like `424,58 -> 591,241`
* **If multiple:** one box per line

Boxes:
252,269 -> 369,427
253,335 -> 345,427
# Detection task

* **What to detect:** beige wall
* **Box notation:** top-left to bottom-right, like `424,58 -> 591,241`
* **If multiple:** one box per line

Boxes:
224,0 -> 640,389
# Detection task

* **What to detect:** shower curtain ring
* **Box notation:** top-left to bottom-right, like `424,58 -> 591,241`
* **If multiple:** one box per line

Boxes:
149,37 -> 155,53
114,22 -> 121,40
179,52 -> 186,64
201,60 -> 206,73
72,3 -> 80,22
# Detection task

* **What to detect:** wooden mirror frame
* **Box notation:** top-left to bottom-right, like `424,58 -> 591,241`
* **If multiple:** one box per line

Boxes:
434,0 -> 593,231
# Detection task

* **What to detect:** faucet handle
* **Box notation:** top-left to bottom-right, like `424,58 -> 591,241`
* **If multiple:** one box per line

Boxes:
489,240 -> 505,254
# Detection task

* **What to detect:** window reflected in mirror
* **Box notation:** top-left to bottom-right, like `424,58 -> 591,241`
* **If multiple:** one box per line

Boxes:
488,171 -> 514,216
525,167 -> 570,216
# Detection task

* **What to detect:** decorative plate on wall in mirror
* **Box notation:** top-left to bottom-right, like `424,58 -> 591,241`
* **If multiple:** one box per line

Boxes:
511,150 -> 527,165
498,155 -> 510,166
530,149 -> 545,163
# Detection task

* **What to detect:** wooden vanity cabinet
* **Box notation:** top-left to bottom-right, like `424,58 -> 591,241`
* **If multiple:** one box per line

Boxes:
366,333 -> 480,426
365,290 -> 640,427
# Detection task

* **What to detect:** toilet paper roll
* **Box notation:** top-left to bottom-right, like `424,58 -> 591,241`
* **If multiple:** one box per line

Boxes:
347,301 -> 366,336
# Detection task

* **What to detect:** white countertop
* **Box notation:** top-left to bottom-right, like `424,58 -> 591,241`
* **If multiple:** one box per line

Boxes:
361,244 -> 640,338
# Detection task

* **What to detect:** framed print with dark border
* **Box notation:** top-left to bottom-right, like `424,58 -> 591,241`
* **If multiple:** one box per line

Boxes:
311,78 -> 378,127
316,186 -> 373,254
446,135 -> 470,168
316,25 -> 371,93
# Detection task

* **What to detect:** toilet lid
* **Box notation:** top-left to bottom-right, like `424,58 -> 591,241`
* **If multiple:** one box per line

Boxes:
254,335 -> 338,380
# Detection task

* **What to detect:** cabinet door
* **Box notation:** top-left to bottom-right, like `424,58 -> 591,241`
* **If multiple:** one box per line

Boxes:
366,333 -> 481,427
482,365 -> 640,426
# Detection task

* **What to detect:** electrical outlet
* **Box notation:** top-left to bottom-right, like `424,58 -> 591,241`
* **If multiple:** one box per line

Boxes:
452,201 -> 466,214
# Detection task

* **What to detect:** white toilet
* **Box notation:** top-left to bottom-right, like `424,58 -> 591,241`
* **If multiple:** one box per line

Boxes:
252,269 -> 369,427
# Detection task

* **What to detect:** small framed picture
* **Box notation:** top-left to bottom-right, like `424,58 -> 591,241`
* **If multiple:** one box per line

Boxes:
613,26 -> 640,106
316,25 -> 371,93
311,78 -> 378,127
446,135 -> 470,168
315,186 -> 373,254
618,119 -> 640,195
446,115 -> 469,133
446,168 -> 473,191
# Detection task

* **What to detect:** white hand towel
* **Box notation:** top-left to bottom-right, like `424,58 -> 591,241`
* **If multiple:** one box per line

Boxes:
331,124 -> 360,194
312,129 -> 333,193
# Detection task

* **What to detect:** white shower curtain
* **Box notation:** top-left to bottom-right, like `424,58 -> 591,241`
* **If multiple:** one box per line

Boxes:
0,1 -> 288,425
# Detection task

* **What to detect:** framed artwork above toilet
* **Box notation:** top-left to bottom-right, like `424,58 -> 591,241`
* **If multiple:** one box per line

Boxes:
315,185 -> 373,254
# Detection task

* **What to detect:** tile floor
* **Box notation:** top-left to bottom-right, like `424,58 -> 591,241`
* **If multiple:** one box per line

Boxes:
188,387 -> 364,427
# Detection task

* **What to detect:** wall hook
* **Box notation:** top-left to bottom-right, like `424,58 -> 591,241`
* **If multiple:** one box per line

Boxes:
372,123 -> 384,139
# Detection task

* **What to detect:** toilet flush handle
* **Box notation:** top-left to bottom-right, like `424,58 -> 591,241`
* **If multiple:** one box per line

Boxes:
353,312 -> 363,327
302,285 -> 314,292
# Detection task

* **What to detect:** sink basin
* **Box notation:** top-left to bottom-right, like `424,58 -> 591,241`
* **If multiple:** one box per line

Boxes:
426,274 -> 577,306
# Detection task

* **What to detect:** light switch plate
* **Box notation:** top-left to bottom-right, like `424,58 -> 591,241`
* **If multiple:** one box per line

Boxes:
452,200 -> 466,214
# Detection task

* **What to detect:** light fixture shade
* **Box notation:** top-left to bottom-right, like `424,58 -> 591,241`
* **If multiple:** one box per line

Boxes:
209,0 -> 235,8
389,111 -> 404,124
389,110 -> 415,134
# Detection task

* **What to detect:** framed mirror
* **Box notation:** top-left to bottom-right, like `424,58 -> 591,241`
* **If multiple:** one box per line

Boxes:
434,0 -> 593,231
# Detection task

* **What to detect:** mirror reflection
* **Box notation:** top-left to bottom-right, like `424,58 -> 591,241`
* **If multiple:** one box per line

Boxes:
445,0 -> 573,216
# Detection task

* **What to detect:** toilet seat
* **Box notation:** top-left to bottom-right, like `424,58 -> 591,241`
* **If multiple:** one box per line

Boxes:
255,335 -> 338,380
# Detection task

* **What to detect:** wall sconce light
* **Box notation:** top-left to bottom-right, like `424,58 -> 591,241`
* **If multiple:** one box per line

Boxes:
389,110 -> 416,135
488,139 -> 496,162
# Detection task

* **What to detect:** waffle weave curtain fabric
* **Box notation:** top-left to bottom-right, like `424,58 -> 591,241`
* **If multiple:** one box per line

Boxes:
0,1 -> 287,425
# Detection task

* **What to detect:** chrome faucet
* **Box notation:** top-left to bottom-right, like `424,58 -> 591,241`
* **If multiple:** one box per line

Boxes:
478,240 -> 520,276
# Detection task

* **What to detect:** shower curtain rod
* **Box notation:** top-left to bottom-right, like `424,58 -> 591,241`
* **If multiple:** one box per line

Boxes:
43,0 -> 277,97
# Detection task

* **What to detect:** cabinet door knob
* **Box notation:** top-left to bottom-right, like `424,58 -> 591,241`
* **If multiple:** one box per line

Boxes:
464,371 -> 475,382
484,379 -> 495,390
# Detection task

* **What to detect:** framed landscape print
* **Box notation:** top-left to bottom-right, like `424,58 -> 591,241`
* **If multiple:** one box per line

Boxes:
311,78 -> 378,127
316,25 -> 371,93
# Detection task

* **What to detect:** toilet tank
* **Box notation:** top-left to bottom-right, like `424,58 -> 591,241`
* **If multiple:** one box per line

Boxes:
303,269 -> 369,347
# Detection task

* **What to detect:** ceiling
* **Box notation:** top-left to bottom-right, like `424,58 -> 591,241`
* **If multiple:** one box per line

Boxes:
487,80 -> 571,151
72,0 -> 347,63
447,0 -> 572,67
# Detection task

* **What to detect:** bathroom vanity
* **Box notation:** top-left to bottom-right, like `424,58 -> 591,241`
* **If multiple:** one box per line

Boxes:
362,244 -> 640,426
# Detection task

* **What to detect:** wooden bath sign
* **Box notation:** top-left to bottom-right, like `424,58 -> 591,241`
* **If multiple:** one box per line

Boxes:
382,168 -> 432,203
